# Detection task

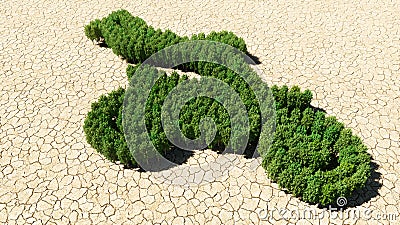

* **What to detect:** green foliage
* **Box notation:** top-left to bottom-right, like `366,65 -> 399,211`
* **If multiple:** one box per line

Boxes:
84,19 -> 102,42
83,87 -> 136,168
126,64 -> 141,80
144,70 -> 186,155
83,9 -> 372,206
126,63 -> 261,157
262,86 -> 371,205
84,9 -> 248,64
191,31 -> 247,53
85,72 -> 371,206
178,96 -> 231,151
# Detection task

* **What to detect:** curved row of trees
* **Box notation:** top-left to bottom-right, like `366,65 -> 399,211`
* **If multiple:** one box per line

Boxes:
83,9 -> 372,206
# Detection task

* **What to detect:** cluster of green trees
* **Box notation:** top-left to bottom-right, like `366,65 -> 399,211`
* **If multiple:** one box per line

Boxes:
126,64 -> 264,146
83,9 -> 372,205
263,85 -> 371,205
84,9 -> 247,63
83,87 -> 136,167
123,62 -> 265,163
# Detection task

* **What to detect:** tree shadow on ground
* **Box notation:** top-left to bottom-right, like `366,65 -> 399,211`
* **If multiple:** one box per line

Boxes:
341,161 -> 382,208
240,144 -> 259,159
244,53 -> 262,65
134,147 -> 194,172
98,42 -> 108,48
164,147 -> 194,166
94,41 -> 262,65
310,105 -> 327,114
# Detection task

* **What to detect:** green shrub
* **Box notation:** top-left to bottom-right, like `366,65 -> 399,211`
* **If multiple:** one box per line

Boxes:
84,19 -> 102,42
84,10 -> 372,206
84,9 -> 248,64
124,62 -> 263,159
191,31 -> 247,54
262,85 -> 371,205
83,87 -> 136,168
126,64 -> 140,80
85,72 -> 371,206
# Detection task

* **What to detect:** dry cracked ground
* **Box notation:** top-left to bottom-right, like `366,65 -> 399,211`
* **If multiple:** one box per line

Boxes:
0,0 -> 399,224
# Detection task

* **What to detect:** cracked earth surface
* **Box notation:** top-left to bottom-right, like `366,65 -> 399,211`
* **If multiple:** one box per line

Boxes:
0,0 -> 399,224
